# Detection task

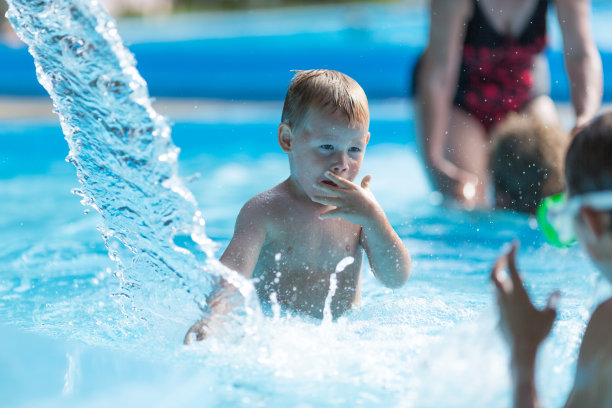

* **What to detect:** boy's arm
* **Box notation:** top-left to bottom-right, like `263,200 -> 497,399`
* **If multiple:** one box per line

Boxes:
184,198 -> 267,344
565,299 -> 612,407
313,171 -> 411,288
490,242 -> 559,408
218,197 -> 268,279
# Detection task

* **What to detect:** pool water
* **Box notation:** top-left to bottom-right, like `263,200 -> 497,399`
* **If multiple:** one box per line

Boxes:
1,1 -> 611,407
0,103 -> 606,407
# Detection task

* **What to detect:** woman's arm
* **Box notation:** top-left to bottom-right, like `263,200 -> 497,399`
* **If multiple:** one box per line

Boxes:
556,0 -> 603,133
417,0 -> 477,196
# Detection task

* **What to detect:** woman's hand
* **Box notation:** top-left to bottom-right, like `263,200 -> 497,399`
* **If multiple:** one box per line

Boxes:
429,157 -> 481,207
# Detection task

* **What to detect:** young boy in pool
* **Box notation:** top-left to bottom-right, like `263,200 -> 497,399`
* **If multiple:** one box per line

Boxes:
185,69 -> 411,342
491,112 -> 612,407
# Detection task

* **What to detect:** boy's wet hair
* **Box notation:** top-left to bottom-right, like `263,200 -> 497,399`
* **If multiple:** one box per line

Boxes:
565,112 -> 612,197
281,69 -> 369,131
490,113 -> 568,214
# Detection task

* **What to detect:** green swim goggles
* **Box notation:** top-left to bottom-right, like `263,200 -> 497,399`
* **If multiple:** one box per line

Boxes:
537,191 -> 612,248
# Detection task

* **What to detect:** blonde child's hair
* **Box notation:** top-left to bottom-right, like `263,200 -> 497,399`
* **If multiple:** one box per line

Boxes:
490,113 -> 568,214
281,69 -> 369,131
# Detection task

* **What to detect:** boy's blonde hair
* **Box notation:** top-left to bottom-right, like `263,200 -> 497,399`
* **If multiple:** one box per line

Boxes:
281,69 -> 369,131
490,113 -> 568,214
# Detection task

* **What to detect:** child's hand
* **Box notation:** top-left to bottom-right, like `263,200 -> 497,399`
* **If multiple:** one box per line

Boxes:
184,317 -> 212,344
312,171 -> 383,227
491,242 -> 560,357
183,283 -> 239,344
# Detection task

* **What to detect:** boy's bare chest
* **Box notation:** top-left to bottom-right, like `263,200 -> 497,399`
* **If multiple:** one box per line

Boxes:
260,215 -> 362,274
252,207 -> 364,318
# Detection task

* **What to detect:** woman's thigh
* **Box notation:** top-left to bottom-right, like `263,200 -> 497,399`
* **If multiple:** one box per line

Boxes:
445,107 -> 490,188
523,95 -> 559,126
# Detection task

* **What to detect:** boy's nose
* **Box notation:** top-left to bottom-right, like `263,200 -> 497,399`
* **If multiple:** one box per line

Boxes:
330,153 -> 349,173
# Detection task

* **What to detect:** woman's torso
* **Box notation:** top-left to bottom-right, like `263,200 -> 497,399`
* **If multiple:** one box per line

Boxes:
454,0 -> 550,130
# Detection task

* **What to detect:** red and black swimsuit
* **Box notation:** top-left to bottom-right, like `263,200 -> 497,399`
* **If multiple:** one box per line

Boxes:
453,0 -> 549,131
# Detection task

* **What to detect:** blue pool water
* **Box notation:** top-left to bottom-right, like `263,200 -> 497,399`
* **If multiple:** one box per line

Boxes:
2,110 -> 609,407
1,1 -> 611,408
2,107 -> 607,408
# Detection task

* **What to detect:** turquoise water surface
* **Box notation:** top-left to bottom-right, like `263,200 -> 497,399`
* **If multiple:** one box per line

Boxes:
1,1 -> 611,407
2,108 -> 604,407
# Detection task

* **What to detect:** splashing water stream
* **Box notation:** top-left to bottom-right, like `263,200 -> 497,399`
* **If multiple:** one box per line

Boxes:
4,0 -> 260,343
322,256 -> 355,325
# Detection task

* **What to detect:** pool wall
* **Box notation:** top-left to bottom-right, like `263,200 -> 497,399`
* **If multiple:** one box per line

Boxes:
1,2 -> 611,101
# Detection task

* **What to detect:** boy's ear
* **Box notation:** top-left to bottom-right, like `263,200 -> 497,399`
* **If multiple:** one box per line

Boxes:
579,207 -> 605,238
365,132 -> 371,145
278,123 -> 293,153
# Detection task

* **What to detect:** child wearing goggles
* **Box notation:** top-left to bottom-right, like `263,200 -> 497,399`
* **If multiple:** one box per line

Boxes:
491,112 -> 612,407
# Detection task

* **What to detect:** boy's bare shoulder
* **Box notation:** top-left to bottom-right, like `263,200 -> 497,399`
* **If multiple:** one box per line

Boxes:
577,298 -> 612,362
585,298 -> 612,339
567,298 -> 612,407
238,181 -> 292,219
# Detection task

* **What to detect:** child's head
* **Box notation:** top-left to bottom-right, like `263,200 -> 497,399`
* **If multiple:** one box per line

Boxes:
564,112 -> 612,269
281,69 -> 369,132
490,114 -> 568,214
565,113 -> 612,198
278,70 -> 370,201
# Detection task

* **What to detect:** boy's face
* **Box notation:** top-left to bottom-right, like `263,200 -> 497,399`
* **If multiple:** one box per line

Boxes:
282,107 -> 370,201
575,210 -> 612,279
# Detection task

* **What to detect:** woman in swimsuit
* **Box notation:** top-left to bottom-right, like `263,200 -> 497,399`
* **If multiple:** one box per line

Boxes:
413,0 -> 602,207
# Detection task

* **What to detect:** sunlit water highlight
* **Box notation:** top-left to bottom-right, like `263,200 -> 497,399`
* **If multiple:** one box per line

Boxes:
1,1 -> 610,407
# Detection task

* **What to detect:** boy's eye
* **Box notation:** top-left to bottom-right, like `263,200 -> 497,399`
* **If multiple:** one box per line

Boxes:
320,144 -> 334,150
349,147 -> 362,153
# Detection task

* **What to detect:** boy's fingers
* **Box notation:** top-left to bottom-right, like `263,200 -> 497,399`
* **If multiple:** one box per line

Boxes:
312,195 -> 341,206
543,292 -> 559,326
319,208 -> 341,219
196,329 -> 209,341
361,174 -> 372,189
324,171 -> 353,188
506,242 -> 524,289
312,182 -> 343,196
491,255 -> 508,294
546,290 -> 561,312
184,320 -> 210,344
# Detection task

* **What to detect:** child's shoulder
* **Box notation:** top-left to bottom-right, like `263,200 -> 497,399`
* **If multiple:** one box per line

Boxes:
590,298 -> 612,321
238,182 -> 292,219
580,298 -> 612,359
568,297 -> 612,408
589,298 -> 612,328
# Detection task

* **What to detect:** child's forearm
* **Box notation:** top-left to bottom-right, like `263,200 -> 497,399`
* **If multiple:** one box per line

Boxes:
184,278 -> 242,343
511,345 -> 540,408
361,213 -> 411,288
